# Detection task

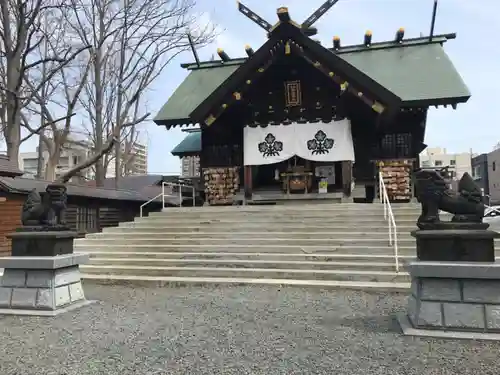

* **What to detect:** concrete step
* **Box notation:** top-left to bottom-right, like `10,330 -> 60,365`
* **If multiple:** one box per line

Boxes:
131,218 -> 408,226
80,264 -> 409,282
158,203 -> 420,212
106,225 -> 418,233
119,220 -> 404,228
74,244 -> 415,255
75,237 -> 413,246
84,231 -> 414,240
81,274 -> 411,292
85,251 -> 413,262
86,257 -> 400,271
147,210 -> 426,217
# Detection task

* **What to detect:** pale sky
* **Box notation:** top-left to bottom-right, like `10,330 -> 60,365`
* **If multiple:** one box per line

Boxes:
19,0 -> 500,175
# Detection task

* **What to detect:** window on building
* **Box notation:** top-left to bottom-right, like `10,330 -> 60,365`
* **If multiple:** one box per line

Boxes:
473,166 -> 481,179
450,160 -> 456,166
73,156 -> 79,165
76,206 -> 97,232
434,160 -> 443,166
493,162 -> 496,172
421,160 -> 431,167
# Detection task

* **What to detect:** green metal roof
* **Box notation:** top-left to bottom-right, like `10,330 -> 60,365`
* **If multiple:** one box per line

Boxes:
340,43 -> 470,104
154,35 -> 470,127
154,66 -> 240,126
171,131 -> 201,156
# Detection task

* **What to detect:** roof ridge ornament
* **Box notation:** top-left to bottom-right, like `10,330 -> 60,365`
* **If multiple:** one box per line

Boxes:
237,1 -> 342,37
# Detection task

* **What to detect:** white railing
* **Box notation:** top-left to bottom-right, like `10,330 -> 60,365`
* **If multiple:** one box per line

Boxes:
139,181 -> 196,217
378,172 -> 399,272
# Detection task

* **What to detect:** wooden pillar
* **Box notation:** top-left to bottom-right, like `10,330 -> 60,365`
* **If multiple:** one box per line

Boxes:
342,161 -> 353,197
244,165 -> 253,200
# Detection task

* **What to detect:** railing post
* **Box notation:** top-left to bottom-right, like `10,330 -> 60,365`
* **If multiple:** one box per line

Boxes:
192,186 -> 195,207
394,227 -> 399,272
389,221 -> 392,245
162,182 -> 165,210
178,183 -> 182,207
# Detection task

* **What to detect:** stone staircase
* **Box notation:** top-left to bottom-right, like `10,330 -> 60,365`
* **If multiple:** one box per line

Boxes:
75,203 -> 436,291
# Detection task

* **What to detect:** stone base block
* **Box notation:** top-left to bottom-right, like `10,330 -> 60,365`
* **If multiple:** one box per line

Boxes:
0,254 -> 93,316
8,231 -> 78,257
399,261 -> 500,339
412,229 -> 498,262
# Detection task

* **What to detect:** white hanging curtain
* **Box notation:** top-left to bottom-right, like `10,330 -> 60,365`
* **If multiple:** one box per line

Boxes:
243,125 -> 295,166
243,120 -> 355,166
294,120 -> 355,162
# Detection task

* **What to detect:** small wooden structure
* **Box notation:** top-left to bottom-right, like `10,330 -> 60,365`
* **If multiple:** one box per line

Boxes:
0,176 -> 166,256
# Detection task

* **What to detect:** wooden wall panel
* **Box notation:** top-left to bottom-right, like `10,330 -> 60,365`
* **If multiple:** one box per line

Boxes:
0,191 -> 163,255
0,195 -> 23,257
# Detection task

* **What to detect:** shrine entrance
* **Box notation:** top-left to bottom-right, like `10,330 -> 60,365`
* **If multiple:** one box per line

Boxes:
252,157 -> 343,194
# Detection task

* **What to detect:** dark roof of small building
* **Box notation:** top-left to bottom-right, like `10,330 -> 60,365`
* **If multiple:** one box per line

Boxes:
0,176 -> 173,204
0,155 -> 23,177
171,132 -> 201,157
86,175 -> 164,190
154,33 -> 470,127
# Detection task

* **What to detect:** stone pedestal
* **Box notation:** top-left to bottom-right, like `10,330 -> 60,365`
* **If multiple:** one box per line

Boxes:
412,228 -> 498,262
0,254 -> 93,316
8,230 -> 77,257
398,261 -> 500,340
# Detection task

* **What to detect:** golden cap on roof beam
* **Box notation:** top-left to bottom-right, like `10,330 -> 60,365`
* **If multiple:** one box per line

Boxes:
364,31 -> 372,46
395,27 -> 405,43
277,7 -> 291,22
217,48 -> 230,62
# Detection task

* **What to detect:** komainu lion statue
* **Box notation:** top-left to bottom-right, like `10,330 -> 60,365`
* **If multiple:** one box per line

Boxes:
413,168 -> 484,228
21,184 -> 68,228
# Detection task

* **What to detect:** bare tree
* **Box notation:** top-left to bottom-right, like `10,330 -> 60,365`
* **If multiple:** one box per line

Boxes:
58,0 -> 215,186
0,0 -> 90,165
22,21 -> 92,181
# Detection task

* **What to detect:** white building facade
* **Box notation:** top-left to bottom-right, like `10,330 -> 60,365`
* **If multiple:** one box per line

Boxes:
419,147 -> 474,180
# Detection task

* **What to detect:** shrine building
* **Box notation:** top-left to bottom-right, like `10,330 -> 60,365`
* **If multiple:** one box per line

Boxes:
154,4 -> 470,205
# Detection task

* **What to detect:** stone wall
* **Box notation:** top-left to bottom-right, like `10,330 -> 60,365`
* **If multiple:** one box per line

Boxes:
0,266 -> 85,310
408,277 -> 500,331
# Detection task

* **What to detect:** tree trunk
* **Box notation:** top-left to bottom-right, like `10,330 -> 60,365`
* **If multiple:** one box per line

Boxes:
44,158 -> 57,181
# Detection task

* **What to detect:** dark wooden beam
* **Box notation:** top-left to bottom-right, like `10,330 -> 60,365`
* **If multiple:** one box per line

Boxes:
201,42 -> 283,126
288,42 -> 386,114
301,0 -> 340,29
237,1 -> 272,32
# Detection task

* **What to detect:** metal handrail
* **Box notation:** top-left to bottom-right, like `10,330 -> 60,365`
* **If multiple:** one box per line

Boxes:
139,181 -> 196,217
140,192 -> 163,218
162,181 -> 196,209
378,172 -> 399,272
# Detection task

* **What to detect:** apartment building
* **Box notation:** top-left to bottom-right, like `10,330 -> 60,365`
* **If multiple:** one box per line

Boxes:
484,148 -> 500,203
19,146 -> 92,182
105,141 -> 148,178
419,147 -> 474,180
471,153 -> 489,197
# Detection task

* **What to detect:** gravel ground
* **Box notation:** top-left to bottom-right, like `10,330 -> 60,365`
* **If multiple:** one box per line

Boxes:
0,283 -> 499,375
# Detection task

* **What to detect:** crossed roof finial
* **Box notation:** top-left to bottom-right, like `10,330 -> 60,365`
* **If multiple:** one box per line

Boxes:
236,0 -> 341,37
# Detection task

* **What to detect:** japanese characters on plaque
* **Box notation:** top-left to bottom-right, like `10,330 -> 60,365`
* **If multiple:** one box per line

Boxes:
284,80 -> 302,107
